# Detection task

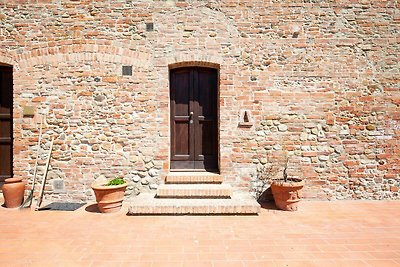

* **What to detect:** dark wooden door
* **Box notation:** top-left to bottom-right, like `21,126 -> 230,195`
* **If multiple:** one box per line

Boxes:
0,66 -> 13,180
170,67 -> 218,171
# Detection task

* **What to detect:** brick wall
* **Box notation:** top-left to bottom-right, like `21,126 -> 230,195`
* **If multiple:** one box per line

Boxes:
0,0 -> 398,201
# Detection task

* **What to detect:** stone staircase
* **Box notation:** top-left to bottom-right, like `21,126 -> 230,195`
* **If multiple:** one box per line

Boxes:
127,172 -> 260,215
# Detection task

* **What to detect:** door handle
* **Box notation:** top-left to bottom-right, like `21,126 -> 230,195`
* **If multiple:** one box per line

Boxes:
189,112 -> 194,124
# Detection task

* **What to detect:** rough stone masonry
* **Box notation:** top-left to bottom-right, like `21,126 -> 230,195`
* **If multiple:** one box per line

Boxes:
0,0 -> 398,202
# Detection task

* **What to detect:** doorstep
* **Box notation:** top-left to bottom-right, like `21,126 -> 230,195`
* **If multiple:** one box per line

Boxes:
127,191 -> 260,215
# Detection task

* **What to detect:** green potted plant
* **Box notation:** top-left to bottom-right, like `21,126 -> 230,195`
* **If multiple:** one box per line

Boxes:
91,177 -> 128,213
257,153 -> 304,211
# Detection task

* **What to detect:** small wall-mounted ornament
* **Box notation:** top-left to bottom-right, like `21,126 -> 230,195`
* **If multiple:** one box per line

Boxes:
238,109 -> 254,128
23,106 -> 35,117
291,24 -> 301,38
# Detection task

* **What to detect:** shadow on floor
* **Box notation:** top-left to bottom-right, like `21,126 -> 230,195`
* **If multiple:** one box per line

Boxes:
39,202 -> 86,211
85,204 -> 101,213
258,201 -> 279,211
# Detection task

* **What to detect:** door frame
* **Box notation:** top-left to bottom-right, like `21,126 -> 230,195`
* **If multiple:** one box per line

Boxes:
168,64 -> 220,172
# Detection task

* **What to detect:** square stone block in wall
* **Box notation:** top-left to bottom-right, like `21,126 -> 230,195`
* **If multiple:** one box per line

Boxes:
52,179 -> 65,193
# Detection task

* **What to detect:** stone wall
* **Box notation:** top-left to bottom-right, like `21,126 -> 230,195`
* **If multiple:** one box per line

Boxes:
0,0 -> 398,201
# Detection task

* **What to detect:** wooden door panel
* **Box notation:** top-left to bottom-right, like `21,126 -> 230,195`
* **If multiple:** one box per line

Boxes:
195,120 -> 218,170
170,67 -> 218,171
0,70 -> 12,114
0,145 -> 11,176
174,122 -> 190,157
0,66 -> 12,180
174,71 -> 191,116
197,69 -> 217,118
171,69 -> 193,164
197,121 -> 217,157
194,68 -> 218,170
0,120 -> 11,138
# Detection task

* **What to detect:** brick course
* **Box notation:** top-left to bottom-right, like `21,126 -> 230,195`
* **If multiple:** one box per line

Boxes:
0,0 -> 398,201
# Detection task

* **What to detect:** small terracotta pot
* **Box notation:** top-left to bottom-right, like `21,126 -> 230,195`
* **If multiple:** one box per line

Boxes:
271,179 -> 304,211
91,182 -> 127,213
2,177 -> 26,208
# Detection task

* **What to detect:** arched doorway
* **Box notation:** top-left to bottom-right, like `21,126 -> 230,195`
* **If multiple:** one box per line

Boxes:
170,67 -> 219,172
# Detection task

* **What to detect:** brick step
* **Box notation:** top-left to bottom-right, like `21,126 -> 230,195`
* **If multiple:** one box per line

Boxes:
127,192 -> 260,215
156,184 -> 232,198
165,172 -> 223,184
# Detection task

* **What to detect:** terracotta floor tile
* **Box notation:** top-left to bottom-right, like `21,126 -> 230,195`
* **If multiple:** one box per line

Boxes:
150,261 -> 183,267
90,261 -> 124,267
311,252 -> 346,260
182,261 -> 214,267
0,252 -> 16,260
340,251 -> 377,260
344,244 -> 375,251
324,238 -> 350,245
243,260 -> 276,267
371,244 -> 400,251
275,244 -> 321,252
368,251 -> 400,259
27,259 -> 91,267
364,259 -> 400,267
120,262 -> 152,267
224,252 -> 256,261
168,252 -> 197,261
0,259 -> 28,267
273,260 -> 318,267
140,252 -> 171,262
279,252 -> 315,260
317,244 -> 348,252
212,260 -> 245,267
0,200 -> 400,266
312,259 -> 367,267
199,252 -> 227,261
310,260 -> 340,267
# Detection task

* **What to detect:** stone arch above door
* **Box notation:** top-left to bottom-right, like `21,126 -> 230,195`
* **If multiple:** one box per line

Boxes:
167,56 -> 222,70
0,55 -> 16,69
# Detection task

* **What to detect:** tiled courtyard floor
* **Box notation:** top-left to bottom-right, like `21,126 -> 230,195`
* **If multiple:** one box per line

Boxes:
1,200 -> 400,267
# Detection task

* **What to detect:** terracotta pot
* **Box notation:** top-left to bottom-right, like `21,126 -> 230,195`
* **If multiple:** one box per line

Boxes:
91,182 -> 127,213
271,178 -> 304,211
2,177 -> 26,208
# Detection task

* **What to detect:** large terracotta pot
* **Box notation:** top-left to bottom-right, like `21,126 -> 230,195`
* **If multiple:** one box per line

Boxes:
91,182 -> 127,213
271,178 -> 304,211
2,177 -> 26,208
